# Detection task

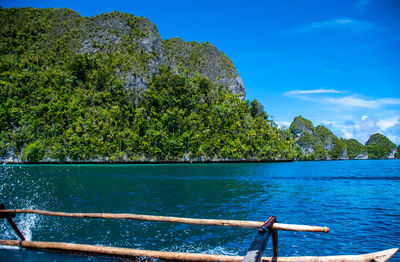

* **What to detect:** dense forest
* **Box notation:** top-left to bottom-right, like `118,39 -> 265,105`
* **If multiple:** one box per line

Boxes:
0,56 -> 297,161
0,8 -> 297,162
0,7 -> 397,162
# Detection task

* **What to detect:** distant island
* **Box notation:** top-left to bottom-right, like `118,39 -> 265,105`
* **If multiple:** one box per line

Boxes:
0,7 -> 398,163
290,116 -> 398,160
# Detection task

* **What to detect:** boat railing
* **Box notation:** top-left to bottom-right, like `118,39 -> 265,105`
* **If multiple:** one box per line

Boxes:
0,203 -> 397,262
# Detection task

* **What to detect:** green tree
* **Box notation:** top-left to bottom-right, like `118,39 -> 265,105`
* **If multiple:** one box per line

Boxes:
366,133 -> 396,159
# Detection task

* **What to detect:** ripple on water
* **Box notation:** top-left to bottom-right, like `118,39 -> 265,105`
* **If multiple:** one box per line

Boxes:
0,161 -> 399,261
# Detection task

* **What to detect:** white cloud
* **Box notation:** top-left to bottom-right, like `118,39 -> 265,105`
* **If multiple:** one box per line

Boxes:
321,120 -> 333,125
356,115 -> 379,132
323,96 -> 400,109
335,115 -> 380,144
378,118 -> 399,130
341,129 -> 354,139
283,114 -> 399,145
376,98 -> 400,106
285,89 -> 400,109
289,18 -> 376,34
276,121 -> 291,128
335,116 -> 400,144
386,122 -> 400,144
283,89 -> 400,144
284,89 -> 344,96
336,19 -> 353,24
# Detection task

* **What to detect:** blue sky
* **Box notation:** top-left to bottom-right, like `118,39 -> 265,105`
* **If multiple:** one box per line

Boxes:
1,0 -> 400,144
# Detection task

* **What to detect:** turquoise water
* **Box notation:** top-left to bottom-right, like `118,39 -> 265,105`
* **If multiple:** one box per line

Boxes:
1,160 -> 399,261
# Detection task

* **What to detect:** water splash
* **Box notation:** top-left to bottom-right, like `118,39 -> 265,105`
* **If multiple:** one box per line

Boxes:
163,242 -> 238,256
0,164 -> 55,242
0,208 -> 38,241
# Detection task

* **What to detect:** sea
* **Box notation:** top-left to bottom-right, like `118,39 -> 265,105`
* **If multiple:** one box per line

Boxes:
1,160 -> 399,261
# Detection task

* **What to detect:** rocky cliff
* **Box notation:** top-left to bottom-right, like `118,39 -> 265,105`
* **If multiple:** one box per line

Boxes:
0,8 -> 245,98
1,7 -> 303,163
290,116 -> 339,160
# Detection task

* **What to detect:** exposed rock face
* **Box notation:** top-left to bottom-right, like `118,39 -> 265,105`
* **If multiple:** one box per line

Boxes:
314,125 -> 347,160
290,116 -> 327,160
4,8 -> 245,99
388,149 -> 396,159
297,141 -> 315,155
356,153 -> 368,159
290,116 -> 314,138
75,11 -> 245,98
163,37 -> 245,99
344,139 -> 368,159
341,148 -> 349,160
80,14 -> 132,53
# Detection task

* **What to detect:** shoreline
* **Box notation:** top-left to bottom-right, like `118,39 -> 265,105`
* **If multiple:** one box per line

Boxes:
1,159 -> 294,165
2,158 -> 399,165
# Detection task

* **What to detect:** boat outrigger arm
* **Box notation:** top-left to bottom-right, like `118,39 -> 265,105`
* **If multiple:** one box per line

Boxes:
0,206 -> 398,262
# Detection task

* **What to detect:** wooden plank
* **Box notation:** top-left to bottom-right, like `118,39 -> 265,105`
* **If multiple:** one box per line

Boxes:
0,240 -> 397,262
0,209 -> 329,232
242,230 -> 272,262
0,204 -> 25,241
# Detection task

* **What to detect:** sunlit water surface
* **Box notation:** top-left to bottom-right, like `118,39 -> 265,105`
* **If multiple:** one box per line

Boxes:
1,160 -> 399,261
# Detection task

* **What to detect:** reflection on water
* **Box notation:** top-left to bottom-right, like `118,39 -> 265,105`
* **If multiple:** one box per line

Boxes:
1,160 -> 400,261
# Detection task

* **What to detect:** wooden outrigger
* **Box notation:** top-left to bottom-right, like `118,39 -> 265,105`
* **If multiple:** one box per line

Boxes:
0,240 -> 397,262
0,205 -> 398,262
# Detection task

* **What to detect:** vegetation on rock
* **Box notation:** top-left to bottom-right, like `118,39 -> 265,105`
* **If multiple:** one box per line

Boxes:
0,7 -> 283,162
0,39 -> 298,161
343,139 -> 367,159
290,116 -> 397,160
0,7 -> 244,98
0,7 -> 397,162
290,116 -> 326,160
366,133 -> 396,159
314,125 -> 346,159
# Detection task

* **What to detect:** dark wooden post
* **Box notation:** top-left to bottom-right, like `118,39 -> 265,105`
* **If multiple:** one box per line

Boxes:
270,216 -> 278,258
242,228 -> 271,262
242,216 -> 276,262
0,204 -> 25,241
272,230 -> 278,257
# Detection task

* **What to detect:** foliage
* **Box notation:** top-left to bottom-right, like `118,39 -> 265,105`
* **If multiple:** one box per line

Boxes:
163,37 -> 237,81
343,139 -> 366,159
314,125 -> 345,159
299,133 -> 327,160
132,66 -> 298,160
366,133 -> 396,159
0,6 -> 243,105
250,99 -> 268,120
290,117 -> 328,160
0,51 -> 298,161
289,116 -> 397,160
0,7 -> 299,162
290,116 -> 314,132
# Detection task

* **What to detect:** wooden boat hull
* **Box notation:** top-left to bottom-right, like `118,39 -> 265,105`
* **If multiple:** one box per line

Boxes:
0,239 -> 398,262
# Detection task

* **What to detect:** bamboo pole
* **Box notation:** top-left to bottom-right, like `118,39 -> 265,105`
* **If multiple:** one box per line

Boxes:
0,240 -> 397,262
0,209 -> 329,233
